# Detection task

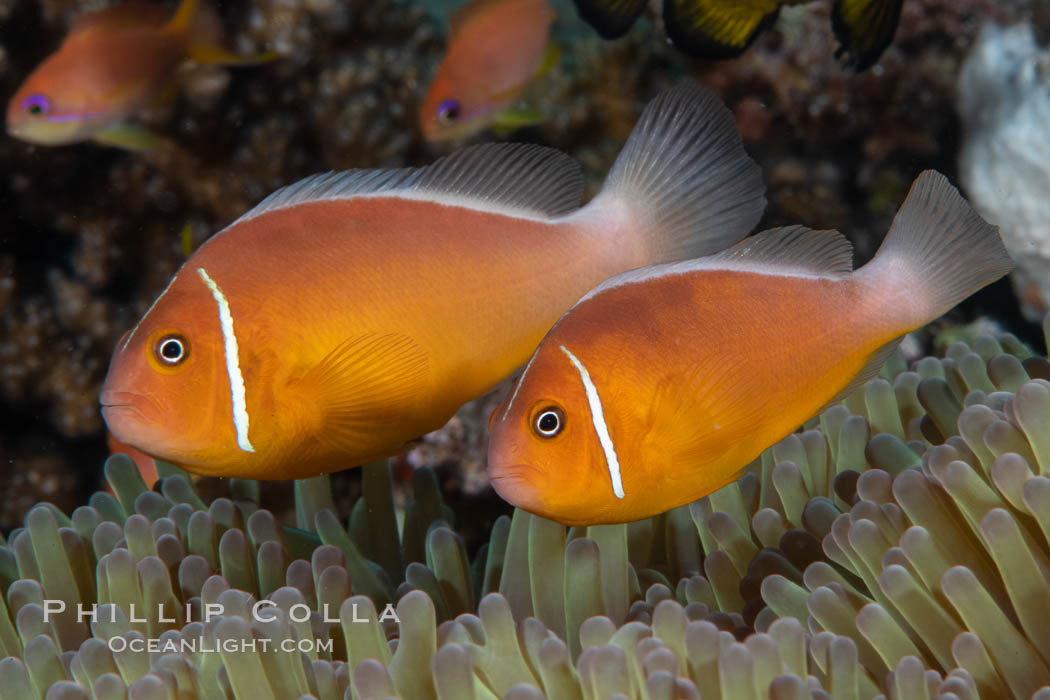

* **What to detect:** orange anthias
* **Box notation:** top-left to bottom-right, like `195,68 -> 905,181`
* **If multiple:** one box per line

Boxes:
100,83 -> 766,479
420,0 -> 555,142
6,0 -> 273,149
488,172 -> 1014,525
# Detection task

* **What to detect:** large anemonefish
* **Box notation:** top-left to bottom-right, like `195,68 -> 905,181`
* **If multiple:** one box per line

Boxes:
100,82 -> 766,479
488,171 -> 1013,525
420,0 -> 557,142
6,0 -> 274,149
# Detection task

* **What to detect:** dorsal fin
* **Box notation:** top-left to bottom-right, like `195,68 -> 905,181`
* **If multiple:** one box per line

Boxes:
447,0 -> 523,38
68,3 -> 170,38
575,225 -> 853,306
233,143 -> 584,225
712,225 -> 854,277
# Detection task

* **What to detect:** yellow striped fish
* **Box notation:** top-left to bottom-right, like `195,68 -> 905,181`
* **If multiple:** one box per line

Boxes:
573,0 -> 903,71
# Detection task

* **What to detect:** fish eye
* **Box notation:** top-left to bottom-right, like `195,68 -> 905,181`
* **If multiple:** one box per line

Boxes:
532,406 -> 564,438
155,334 -> 188,365
22,94 -> 50,117
437,99 -> 460,124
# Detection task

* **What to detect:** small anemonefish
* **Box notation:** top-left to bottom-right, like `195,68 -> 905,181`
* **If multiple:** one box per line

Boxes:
488,171 -> 1013,525
6,0 -> 275,150
100,83 -> 766,479
574,0 -> 903,71
420,0 -> 557,142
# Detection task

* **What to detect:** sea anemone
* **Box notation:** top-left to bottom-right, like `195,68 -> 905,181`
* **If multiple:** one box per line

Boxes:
0,320 -> 1048,698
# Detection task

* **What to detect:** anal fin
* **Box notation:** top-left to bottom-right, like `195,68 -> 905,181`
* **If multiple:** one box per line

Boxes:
490,106 -> 546,133
822,335 -> 903,409
92,123 -> 162,150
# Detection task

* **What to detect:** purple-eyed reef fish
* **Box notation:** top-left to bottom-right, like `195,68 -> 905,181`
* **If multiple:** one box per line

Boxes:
6,0 -> 276,150
420,0 -> 557,142
488,171 -> 1013,525
100,82 -> 766,479
573,0 -> 902,71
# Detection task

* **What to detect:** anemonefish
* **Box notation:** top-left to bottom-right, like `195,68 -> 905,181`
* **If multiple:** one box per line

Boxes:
6,0 -> 275,149
100,83 -> 766,479
574,0 -> 902,71
488,171 -> 1013,525
420,0 -> 557,142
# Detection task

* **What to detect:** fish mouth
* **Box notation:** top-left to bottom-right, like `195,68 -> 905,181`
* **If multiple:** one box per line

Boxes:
488,463 -> 550,510
100,390 -> 142,408
99,390 -> 156,425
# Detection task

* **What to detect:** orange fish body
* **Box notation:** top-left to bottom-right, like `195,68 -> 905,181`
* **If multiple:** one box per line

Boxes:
6,0 -> 268,148
420,0 -> 555,141
101,84 -> 766,479
488,173 -> 1013,525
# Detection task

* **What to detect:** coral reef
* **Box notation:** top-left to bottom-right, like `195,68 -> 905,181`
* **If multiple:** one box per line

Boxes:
0,321 -> 1049,697
0,0 -> 443,521
1,0 -> 1042,523
957,22 -> 1050,322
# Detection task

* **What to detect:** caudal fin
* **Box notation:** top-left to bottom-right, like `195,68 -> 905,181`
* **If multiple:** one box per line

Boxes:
164,0 -> 201,37
166,0 -> 279,64
573,82 -> 765,265
863,170 -> 1013,325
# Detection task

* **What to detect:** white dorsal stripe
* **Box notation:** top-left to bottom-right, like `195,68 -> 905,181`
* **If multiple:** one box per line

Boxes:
502,347 -> 541,421
574,252 -> 842,308
121,271 -> 179,351
230,142 -> 583,228
197,268 -> 255,453
559,345 -> 624,499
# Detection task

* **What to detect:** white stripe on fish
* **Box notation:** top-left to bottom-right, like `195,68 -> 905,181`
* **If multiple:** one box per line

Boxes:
559,344 -> 624,499
197,267 -> 255,453
122,270 -> 180,351
502,346 -> 541,421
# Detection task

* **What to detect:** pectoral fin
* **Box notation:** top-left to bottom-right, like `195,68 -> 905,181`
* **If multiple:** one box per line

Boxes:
297,334 -> 430,451
92,123 -> 162,151
643,352 -> 761,469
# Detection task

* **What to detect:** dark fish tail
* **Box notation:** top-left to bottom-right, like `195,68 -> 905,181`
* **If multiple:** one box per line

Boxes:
571,0 -> 648,38
831,0 -> 903,71
662,0 -> 781,61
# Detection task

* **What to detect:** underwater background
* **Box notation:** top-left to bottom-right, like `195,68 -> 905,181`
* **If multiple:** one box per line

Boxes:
4,0 -> 1050,696
2,0 -> 1047,529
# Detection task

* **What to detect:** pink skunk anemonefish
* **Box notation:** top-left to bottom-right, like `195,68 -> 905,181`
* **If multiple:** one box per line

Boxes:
100,82 -> 766,479
488,171 -> 1013,526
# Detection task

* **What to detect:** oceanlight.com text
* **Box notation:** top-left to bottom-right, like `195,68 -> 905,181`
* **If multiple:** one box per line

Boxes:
107,635 -> 336,654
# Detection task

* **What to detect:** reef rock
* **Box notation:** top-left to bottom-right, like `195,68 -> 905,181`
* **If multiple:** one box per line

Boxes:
958,22 -> 1050,320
